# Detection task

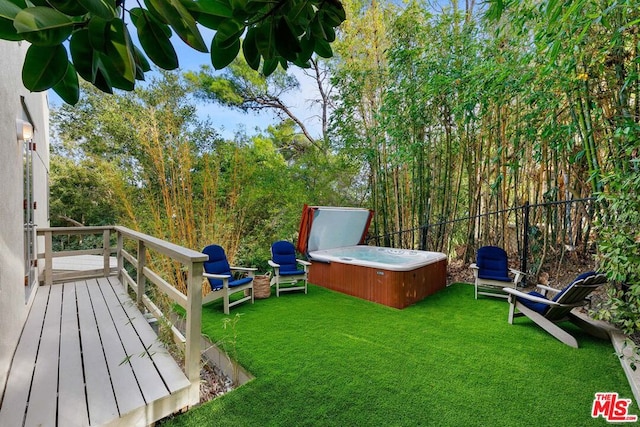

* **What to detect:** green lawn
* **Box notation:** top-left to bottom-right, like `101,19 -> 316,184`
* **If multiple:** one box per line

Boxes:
164,283 -> 634,426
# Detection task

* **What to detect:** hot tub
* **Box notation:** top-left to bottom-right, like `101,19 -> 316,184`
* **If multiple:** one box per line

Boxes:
298,206 -> 448,309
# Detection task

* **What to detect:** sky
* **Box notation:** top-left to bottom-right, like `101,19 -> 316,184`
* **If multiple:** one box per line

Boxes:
48,28 -> 324,141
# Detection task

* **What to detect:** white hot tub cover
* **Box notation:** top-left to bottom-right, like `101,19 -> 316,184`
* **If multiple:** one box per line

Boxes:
296,205 -> 374,255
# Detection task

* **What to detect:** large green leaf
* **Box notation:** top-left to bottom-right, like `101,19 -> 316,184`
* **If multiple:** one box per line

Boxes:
215,18 -> 243,48
194,0 -> 232,18
77,0 -> 117,20
211,35 -> 240,69
97,51 -> 134,90
262,57 -> 278,76
254,21 -> 275,58
52,61 -> 79,105
295,33 -> 314,64
320,0 -> 345,27
313,36 -> 332,58
69,29 -> 96,82
88,16 -> 110,52
275,16 -> 301,61
147,0 -> 208,52
22,43 -> 68,91
0,0 -> 21,20
91,63 -> 113,93
130,7 -> 178,69
192,0 -> 233,30
0,17 -> 22,40
132,44 -> 151,73
13,6 -> 73,45
48,0 -> 88,15
104,19 -> 136,86
13,6 -> 72,32
242,27 -> 260,71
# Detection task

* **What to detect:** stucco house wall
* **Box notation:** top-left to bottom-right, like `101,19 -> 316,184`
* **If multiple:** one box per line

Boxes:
0,40 -> 50,394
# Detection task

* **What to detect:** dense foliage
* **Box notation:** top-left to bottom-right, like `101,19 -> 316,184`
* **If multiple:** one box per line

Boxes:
51,72 -> 358,279
46,0 -> 639,331
0,0 -> 345,104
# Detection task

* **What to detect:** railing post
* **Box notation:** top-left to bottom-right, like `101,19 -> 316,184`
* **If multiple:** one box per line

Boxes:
117,230 -> 123,286
102,229 -> 110,277
44,230 -> 53,285
185,260 -> 203,405
136,240 -> 146,304
521,201 -> 530,284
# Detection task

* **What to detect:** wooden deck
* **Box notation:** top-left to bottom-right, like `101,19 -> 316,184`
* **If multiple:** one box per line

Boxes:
0,277 -> 193,427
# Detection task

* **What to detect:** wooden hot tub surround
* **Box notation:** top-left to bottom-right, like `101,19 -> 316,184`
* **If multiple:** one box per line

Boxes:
308,257 -> 447,309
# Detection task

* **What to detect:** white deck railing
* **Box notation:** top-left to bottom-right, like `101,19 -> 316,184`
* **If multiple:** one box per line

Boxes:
36,225 -> 207,405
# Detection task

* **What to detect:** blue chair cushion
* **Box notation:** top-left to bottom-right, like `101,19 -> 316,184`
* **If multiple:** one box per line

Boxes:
476,246 -> 511,282
202,244 -> 252,290
272,241 -> 300,273
517,291 -> 550,314
229,277 -> 253,288
280,269 -> 305,276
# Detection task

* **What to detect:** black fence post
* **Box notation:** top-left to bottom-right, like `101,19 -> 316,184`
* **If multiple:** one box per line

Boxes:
521,201 -> 530,284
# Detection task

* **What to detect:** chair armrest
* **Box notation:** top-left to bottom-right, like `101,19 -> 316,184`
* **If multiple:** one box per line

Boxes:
503,288 -> 584,308
296,259 -> 311,266
203,272 -> 231,279
503,288 -> 558,306
536,284 -> 561,295
203,272 -> 231,289
231,266 -> 257,278
268,260 -> 280,268
508,268 -> 526,285
469,263 -> 479,278
231,266 -> 257,272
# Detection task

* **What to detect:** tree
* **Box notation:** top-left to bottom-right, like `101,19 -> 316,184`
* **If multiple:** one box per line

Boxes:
0,0 -> 346,104
186,54 -> 336,145
49,155 -> 126,227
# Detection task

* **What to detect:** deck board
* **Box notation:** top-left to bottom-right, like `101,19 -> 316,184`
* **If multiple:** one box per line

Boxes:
58,283 -> 90,427
76,280 -> 120,425
85,279 -> 147,416
108,277 -> 191,393
24,284 -> 63,427
0,277 -> 194,426
96,278 -> 169,404
0,286 -> 50,427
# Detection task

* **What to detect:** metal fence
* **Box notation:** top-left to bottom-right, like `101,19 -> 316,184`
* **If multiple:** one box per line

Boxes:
366,197 -> 599,283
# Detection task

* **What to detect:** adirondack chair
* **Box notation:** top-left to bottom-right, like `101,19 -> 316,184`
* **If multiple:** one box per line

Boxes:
470,246 -> 525,299
202,244 -> 256,314
503,271 -> 609,348
268,240 -> 311,297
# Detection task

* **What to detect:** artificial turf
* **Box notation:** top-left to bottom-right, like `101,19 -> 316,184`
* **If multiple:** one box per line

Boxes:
162,283 -> 634,426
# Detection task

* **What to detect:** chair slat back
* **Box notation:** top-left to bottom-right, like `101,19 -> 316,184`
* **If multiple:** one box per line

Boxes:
545,273 -> 607,320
